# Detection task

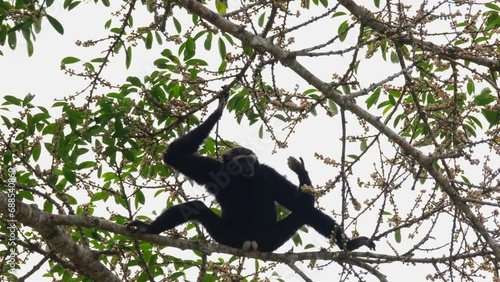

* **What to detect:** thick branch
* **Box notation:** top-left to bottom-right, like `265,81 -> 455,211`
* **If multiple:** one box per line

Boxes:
2,193 -> 493,281
0,192 -> 121,282
337,0 -> 500,71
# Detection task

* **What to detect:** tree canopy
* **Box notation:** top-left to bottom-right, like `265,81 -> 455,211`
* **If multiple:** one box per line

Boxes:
0,0 -> 499,281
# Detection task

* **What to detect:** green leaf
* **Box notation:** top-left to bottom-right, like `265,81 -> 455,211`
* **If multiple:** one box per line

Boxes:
466,115 -> 483,129
258,13 -> 266,27
0,27 -> 6,46
474,88 -> 495,105
91,191 -> 109,202
201,274 -> 217,282
466,79 -> 475,95
360,138 -> 367,152
21,25 -> 31,42
125,46 -> 132,69
173,17 -> 182,33
388,93 -> 396,105
32,143 -> 41,161
8,31 -> 17,49
63,167 -> 77,184
122,149 -> 135,162
481,109 -> 500,127
46,14 -> 64,35
218,60 -> 227,73
332,12 -> 347,18
3,95 -> 23,105
235,97 -> 250,111
463,123 -> 477,137
292,233 -> 303,246
85,62 -> 95,72
242,42 -> 253,55
390,51 -> 399,63
136,189 -> 145,204
347,154 -> 359,160
113,41 -> 122,53
127,76 -> 142,87
185,58 -> 208,66
342,85 -> 351,94
104,19 -> 112,29
204,33 -> 212,50
3,149 -> 12,165
78,161 -> 95,169
91,57 -> 107,63
327,99 -> 338,115
215,0 -> 227,14
460,175 -> 471,184
155,31 -> 163,45
43,200 -> 54,213
218,38 -> 226,60
145,32 -> 153,49
110,27 -> 122,34
26,39 -> 34,56
366,87 -> 381,109
485,3 -> 500,11
61,56 -> 80,64
184,37 -> 195,60
274,114 -> 286,122
67,1 -> 81,10
395,229 -> 402,243
338,20 -> 349,42
168,272 -> 185,280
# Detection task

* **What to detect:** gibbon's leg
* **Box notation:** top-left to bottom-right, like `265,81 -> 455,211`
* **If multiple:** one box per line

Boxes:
252,212 -> 306,252
147,201 -> 215,234
128,200 -> 248,249
127,200 -> 215,234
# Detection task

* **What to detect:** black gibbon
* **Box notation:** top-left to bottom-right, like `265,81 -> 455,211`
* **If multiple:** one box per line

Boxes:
127,94 -> 375,252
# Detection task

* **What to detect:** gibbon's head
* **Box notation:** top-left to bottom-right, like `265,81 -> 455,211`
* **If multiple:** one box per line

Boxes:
222,147 -> 258,177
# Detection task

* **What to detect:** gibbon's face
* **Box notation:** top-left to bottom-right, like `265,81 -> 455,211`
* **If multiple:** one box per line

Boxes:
223,147 -> 258,177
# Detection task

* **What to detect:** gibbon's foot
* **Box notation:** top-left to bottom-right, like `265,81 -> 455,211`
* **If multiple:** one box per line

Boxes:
242,240 -> 259,251
347,236 -> 376,251
126,220 -> 151,234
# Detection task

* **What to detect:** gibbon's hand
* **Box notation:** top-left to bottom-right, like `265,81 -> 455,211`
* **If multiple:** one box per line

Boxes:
126,220 -> 151,234
287,156 -> 307,175
217,91 -> 229,112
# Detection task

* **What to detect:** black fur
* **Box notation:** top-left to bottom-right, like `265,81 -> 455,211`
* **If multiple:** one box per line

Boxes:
127,95 -> 375,252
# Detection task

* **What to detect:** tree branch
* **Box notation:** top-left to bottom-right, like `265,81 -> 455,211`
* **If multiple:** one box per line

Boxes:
0,192 -> 121,282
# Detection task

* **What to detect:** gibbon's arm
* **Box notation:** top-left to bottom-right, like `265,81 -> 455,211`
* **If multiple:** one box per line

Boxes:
287,157 -> 376,251
163,95 -> 227,186
262,164 -> 315,212
287,157 -> 312,189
